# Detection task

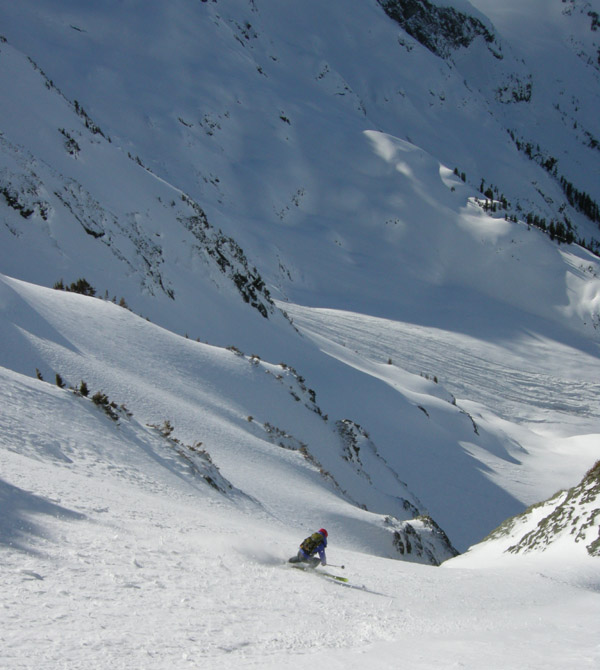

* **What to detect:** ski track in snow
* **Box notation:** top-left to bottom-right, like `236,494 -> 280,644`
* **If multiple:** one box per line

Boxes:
280,302 -> 600,507
282,303 -> 600,428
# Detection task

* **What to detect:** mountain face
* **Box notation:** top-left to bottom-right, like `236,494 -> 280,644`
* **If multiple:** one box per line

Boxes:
0,273 -> 459,564
507,460 -> 600,557
377,0 -> 496,58
1,0 -> 599,562
457,460 -> 600,561
1,0 -> 599,337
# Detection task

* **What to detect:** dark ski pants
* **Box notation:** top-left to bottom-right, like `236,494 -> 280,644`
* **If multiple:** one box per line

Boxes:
288,551 -> 320,568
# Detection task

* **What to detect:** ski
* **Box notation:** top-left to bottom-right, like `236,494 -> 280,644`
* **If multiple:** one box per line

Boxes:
290,564 -> 349,582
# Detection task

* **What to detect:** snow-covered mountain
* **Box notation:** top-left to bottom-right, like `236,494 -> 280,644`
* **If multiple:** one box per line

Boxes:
1,1 -> 600,667
0,272 -> 461,563
2,272 -> 599,669
2,0 -> 600,332
455,458 -> 600,562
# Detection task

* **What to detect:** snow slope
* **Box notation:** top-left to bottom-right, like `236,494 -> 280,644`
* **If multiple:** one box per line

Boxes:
1,281 -> 599,669
0,318 -> 600,670
1,16 -> 599,547
1,1 -> 600,666
3,257 -> 598,556
0,273 -> 461,558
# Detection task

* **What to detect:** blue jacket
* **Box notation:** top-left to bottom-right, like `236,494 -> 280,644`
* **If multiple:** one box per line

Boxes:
300,532 -> 327,564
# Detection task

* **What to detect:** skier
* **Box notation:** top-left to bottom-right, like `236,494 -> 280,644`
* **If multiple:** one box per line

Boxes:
288,528 -> 328,568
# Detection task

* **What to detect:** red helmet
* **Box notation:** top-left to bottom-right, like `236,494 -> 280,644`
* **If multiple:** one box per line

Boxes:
319,528 -> 328,538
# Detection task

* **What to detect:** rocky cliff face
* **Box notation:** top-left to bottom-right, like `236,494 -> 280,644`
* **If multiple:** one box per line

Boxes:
377,0 -> 497,58
389,514 -> 459,565
479,461 -> 600,558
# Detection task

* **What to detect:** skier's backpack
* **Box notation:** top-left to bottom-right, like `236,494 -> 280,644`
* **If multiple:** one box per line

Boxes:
300,532 -> 324,555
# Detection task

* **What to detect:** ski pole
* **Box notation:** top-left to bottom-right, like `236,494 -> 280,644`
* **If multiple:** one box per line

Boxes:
328,563 -> 345,569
